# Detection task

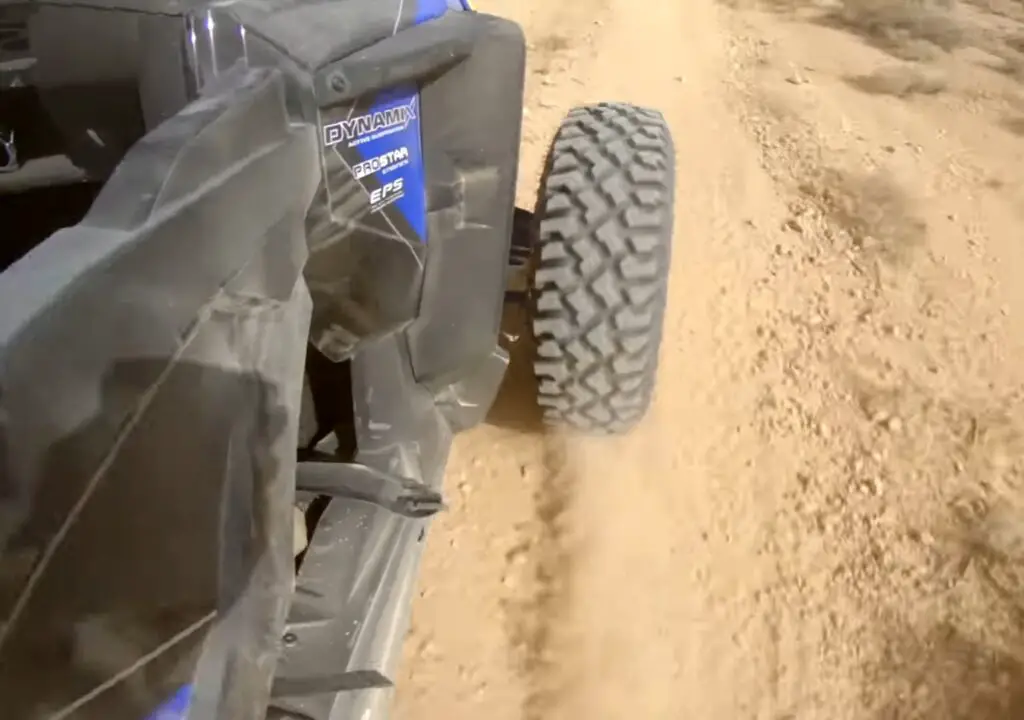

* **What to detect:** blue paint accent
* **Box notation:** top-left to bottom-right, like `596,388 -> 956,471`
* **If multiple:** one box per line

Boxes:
414,0 -> 451,24
144,684 -> 193,720
414,0 -> 470,24
355,84 -> 427,241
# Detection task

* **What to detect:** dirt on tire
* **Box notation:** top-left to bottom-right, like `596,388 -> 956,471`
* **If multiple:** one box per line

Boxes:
394,0 -> 1024,718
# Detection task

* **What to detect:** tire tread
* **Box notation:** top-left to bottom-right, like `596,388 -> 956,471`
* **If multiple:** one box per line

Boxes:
532,102 -> 674,434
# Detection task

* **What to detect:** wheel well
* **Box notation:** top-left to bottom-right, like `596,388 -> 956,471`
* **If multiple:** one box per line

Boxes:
1,181 -> 102,272
301,344 -> 358,463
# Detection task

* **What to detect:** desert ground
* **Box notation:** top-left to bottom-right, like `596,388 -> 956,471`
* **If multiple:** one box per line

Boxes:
394,0 -> 1024,718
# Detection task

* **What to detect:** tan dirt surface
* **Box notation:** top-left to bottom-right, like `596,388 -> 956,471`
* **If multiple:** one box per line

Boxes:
394,0 -> 1024,718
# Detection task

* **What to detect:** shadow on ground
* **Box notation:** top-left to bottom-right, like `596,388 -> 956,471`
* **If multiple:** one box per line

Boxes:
817,0 -> 966,61
481,308 -> 582,720
867,490 -> 1024,719
485,304 -> 545,434
797,167 -> 928,266
845,65 -> 948,96
1002,116 -> 1024,134
867,620 -> 1024,719
717,0 -> 967,60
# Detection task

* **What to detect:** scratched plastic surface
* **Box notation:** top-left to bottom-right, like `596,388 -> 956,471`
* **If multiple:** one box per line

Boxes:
0,67 -> 318,719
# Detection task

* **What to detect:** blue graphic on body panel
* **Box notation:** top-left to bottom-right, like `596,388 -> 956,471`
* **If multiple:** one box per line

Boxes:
322,84 -> 426,240
324,0 -> 473,241
416,0 -> 471,23
144,684 -> 193,720
353,83 -> 427,241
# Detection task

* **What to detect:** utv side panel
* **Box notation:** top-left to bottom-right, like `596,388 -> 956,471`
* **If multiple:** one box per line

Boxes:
1,3 -> 527,719
5,1 -> 522,376
407,14 -> 525,388
0,68 -> 318,718
270,336 -> 452,719
269,13 -> 525,719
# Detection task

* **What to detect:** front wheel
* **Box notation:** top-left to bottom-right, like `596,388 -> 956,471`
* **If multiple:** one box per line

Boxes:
530,102 -> 675,434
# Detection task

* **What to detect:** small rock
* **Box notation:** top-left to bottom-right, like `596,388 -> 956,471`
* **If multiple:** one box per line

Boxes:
786,69 -> 810,85
886,417 -> 903,433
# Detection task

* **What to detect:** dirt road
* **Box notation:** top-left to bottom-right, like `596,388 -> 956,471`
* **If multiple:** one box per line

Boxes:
395,0 -> 1024,718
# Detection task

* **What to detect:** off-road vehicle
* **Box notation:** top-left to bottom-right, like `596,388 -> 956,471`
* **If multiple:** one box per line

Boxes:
0,1 -> 675,717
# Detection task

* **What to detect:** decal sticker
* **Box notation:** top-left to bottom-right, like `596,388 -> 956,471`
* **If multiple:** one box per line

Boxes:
311,0 -> 462,249
370,177 -> 405,211
352,147 -> 411,180
319,83 -> 427,244
322,98 -> 418,149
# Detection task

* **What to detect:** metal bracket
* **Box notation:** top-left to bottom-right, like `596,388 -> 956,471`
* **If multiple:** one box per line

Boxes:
296,462 -> 445,518
504,207 -> 534,306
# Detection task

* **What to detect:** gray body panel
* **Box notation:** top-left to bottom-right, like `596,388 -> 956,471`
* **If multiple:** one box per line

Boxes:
0,1 -> 525,718
0,68 -> 316,718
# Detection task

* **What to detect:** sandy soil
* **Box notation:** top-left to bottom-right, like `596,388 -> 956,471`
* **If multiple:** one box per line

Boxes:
394,0 -> 1024,718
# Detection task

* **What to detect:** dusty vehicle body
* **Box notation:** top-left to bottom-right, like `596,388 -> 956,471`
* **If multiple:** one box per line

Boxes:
0,1 -> 675,718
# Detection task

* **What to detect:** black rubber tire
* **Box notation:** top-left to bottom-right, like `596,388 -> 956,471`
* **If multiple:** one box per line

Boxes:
531,102 -> 674,434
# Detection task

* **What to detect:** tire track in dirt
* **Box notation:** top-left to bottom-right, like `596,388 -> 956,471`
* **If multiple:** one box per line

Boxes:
513,0 -> 813,716
393,2 -> 605,718
482,3 -> 609,717
499,435 -> 578,720
478,314 -> 582,720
